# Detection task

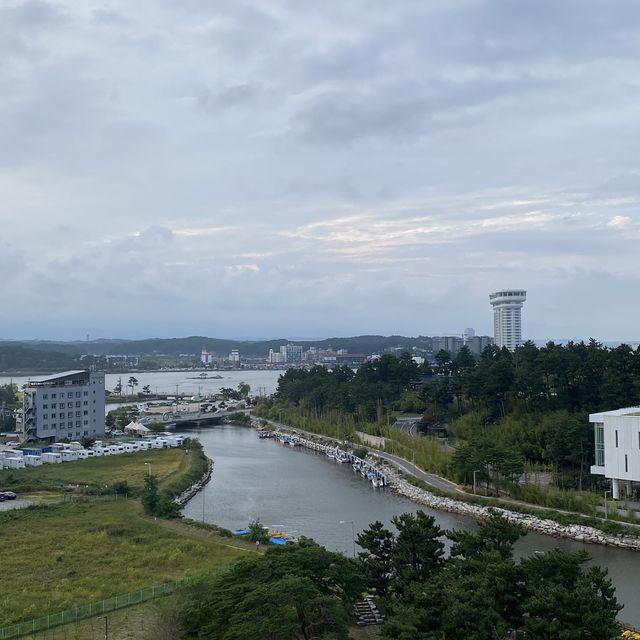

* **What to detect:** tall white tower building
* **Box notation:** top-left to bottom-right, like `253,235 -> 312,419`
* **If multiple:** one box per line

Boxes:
489,290 -> 527,351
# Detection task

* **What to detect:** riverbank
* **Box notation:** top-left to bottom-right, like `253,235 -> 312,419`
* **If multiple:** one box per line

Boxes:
175,458 -> 214,507
262,420 -> 640,550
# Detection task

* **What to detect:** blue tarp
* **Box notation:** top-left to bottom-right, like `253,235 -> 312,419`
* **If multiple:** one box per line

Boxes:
233,529 -> 250,536
269,536 -> 287,545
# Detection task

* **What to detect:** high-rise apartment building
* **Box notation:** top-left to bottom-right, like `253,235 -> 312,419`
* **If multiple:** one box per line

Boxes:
489,289 -> 527,351
22,370 -> 105,442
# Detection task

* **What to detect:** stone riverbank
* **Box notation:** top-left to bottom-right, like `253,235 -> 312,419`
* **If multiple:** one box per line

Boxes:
374,459 -> 640,551
257,420 -> 640,551
175,458 -> 214,507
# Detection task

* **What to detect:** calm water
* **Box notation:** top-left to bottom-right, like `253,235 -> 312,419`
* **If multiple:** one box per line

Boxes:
0,370 -> 284,397
181,424 -> 640,626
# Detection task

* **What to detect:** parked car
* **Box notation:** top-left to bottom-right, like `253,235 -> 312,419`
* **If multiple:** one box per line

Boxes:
0,491 -> 16,500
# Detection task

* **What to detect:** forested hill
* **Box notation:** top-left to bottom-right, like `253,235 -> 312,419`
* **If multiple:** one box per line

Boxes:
0,334 -> 432,365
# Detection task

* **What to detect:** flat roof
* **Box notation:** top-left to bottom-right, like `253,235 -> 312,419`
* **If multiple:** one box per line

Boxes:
27,370 -> 89,384
589,406 -> 640,421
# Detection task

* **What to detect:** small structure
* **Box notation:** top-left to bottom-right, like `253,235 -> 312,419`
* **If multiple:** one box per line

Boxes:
124,421 -> 151,437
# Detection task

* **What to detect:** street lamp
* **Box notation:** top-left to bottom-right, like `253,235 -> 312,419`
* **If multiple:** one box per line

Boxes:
339,520 -> 356,557
144,462 -> 151,477
604,489 -> 611,519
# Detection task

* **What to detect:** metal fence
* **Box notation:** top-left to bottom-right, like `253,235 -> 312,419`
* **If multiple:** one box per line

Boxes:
0,581 -> 179,639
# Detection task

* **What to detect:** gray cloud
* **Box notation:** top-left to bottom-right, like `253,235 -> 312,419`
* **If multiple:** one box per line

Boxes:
2,0 -> 640,340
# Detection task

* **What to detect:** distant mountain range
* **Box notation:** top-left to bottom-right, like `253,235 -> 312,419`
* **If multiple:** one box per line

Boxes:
0,335 -> 434,370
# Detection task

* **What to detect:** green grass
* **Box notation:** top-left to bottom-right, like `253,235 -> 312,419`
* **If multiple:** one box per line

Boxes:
0,499 -> 248,626
0,448 -> 192,495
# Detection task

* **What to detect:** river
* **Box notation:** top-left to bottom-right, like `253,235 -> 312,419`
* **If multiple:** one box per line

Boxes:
181,424 -> 640,626
0,370 -> 284,397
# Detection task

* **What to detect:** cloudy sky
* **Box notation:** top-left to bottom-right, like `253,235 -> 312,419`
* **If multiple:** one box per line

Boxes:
2,0 -> 640,341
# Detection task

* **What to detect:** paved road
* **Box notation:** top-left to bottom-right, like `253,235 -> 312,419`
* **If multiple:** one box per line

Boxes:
373,450 -> 463,495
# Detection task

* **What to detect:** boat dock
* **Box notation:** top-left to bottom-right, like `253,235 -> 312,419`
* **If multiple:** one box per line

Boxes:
263,430 -> 387,488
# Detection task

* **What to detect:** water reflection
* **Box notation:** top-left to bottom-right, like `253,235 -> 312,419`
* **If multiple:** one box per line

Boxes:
181,424 -> 640,625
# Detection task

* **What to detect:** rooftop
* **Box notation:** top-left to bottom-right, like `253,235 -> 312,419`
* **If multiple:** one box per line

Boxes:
26,370 -> 89,386
589,406 -> 640,421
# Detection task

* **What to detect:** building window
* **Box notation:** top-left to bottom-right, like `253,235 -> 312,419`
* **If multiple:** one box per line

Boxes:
595,423 -> 605,467
84,401 -> 88,406
625,454 -> 629,473
43,404 -> 48,409
51,393 -> 56,398
42,393 -> 48,399
76,401 -> 81,408
83,411 -> 88,416
68,392 -> 73,398
68,402 -> 73,408
615,430 -> 619,448
84,391 -> 88,396
76,411 -> 81,417
51,403 -> 56,408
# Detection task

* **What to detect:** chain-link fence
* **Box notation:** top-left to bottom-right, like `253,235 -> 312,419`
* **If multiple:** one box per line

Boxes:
0,581 -> 178,639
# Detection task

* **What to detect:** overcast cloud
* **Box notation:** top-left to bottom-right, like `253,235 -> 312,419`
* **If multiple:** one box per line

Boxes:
2,0 -> 640,341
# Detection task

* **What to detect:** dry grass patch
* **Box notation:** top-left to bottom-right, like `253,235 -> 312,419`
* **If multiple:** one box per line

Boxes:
0,499 -> 245,626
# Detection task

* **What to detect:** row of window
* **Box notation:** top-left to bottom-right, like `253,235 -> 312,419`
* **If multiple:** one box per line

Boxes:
42,391 -> 89,399
43,401 -> 89,409
42,420 -> 89,429
42,411 -> 89,419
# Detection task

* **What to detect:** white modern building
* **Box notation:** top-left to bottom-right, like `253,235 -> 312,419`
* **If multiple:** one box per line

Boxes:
590,407 -> 640,499
489,289 -> 527,351
22,370 -> 106,442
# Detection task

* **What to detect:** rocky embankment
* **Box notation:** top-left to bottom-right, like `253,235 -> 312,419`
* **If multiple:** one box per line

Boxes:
175,458 -> 214,507
373,459 -> 640,551
255,419 -> 640,550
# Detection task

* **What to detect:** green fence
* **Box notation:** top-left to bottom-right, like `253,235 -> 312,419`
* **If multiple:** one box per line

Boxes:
0,581 -> 179,639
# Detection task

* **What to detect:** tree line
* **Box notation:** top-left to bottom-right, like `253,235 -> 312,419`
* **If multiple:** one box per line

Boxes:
173,511 -> 620,639
259,340 -> 640,491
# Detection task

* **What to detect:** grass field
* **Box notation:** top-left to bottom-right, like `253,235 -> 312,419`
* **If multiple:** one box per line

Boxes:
0,448 -> 192,495
0,499 -> 251,626
19,600 -> 382,640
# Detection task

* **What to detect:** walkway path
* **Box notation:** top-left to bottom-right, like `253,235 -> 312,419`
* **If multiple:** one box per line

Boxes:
373,450 -> 463,495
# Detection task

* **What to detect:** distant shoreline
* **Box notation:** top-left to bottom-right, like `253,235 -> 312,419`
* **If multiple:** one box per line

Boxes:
0,366 -> 291,377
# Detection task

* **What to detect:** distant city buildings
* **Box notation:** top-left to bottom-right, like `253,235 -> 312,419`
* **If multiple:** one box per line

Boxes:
283,344 -> 303,364
590,407 -> 640,500
229,349 -> 240,364
201,349 -> 213,366
432,333 -> 493,359
266,344 -> 367,366
105,355 -> 139,367
490,289 -> 527,351
21,370 -> 105,442
466,335 -> 493,357
267,348 -> 285,364
432,336 -> 464,357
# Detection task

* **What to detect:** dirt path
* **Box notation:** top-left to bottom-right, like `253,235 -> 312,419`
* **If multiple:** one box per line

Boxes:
140,514 -> 260,553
